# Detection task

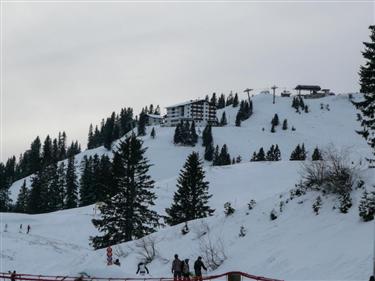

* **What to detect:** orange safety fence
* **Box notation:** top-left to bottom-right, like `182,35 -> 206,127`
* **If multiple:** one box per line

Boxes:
0,272 -> 283,281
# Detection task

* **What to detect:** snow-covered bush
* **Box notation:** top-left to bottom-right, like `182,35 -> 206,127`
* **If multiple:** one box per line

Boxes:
359,190 -> 375,222
248,199 -> 256,210
224,202 -> 235,216
199,234 -> 227,270
239,225 -> 247,237
270,209 -> 278,220
312,196 -> 322,215
339,193 -> 352,214
289,183 -> 306,200
135,236 -> 157,263
301,147 -> 357,196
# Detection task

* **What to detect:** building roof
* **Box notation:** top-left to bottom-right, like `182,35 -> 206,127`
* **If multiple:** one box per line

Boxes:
295,85 -> 321,91
146,114 -> 163,119
166,99 -> 208,108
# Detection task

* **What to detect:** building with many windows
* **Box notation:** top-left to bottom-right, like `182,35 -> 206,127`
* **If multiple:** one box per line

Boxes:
146,114 -> 163,126
164,99 -> 217,127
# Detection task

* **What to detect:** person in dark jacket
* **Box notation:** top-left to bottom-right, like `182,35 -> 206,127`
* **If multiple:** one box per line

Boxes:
194,257 -> 207,281
172,254 -> 182,281
136,262 -> 149,276
10,271 -> 16,281
182,259 -> 190,281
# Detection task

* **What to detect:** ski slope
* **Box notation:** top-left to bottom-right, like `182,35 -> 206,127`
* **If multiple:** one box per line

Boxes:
2,92 -> 374,280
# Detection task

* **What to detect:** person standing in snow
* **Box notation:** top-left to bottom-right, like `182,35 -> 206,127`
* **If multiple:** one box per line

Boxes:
194,256 -> 207,281
182,259 -> 190,281
19,224 -> 22,233
172,254 -> 182,281
136,262 -> 149,276
10,270 -> 17,281
27,225 -> 31,234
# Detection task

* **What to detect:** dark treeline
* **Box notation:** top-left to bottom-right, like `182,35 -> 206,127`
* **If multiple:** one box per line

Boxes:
0,132 -> 81,192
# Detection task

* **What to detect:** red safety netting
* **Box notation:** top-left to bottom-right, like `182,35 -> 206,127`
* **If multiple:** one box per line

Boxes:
0,272 -> 283,281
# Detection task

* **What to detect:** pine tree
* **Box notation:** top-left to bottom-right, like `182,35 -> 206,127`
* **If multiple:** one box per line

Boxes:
312,147 -> 323,161
42,135 -> 53,166
150,127 -> 156,139
290,144 -> 306,160
47,162 -> 63,212
15,180 -> 29,213
0,187 -> 11,212
65,156 -> 78,209
257,148 -> 266,161
218,144 -> 231,166
165,152 -> 214,225
87,124 -> 94,149
174,122 -> 182,144
250,152 -> 257,162
353,25 -> 375,162
28,168 -> 49,214
271,114 -> 279,126
91,134 -> 159,249
359,190 -> 375,221
137,110 -> 147,136
271,124 -> 276,133
339,193 -> 352,214
217,94 -> 226,109
29,136 -> 42,174
266,145 -> 275,161
220,112 -> 228,126
282,119 -> 288,130
213,145 -> 220,165
235,111 -> 242,127
204,143 -> 214,161
210,93 -> 217,106
232,93 -> 239,107
226,92 -> 234,106
190,121 -> 198,145
79,156 -> 95,206
202,125 -> 213,147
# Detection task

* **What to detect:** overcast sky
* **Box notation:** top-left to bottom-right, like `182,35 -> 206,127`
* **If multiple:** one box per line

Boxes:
2,1 -> 374,161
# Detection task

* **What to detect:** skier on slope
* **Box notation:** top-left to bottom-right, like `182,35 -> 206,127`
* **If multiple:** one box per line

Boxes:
194,256 -> 207,281
27,225 -> 31,234
136,262 -> 149,276
171,254 -> 182,281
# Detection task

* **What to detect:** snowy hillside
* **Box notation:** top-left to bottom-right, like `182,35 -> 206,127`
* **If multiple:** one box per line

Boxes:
2,92 -> 374,280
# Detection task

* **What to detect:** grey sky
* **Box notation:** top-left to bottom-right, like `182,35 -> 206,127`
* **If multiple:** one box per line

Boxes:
2,1 -> 374,161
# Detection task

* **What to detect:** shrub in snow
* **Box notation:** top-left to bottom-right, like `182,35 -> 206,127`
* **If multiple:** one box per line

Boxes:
291,126 -> 296,131
279,201 -> 285,213
135,237 -> 157,263
224,202 -> 235,216
181,222 -> 189,235
312,196 -> 322,215
199,234 -> 227,270
339,193 -> 352,214
248,199 -> 256,210
282,119 -> 288,130
239,226 -> 247,237
289,184 -> 306,200
271,124 -> 276,133
359,190 -> 375,222
270,209 -> 278,220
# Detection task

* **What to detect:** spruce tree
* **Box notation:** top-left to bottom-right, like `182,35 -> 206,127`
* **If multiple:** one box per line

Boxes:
190,121 -> 198,145
220,112 -> 228,126
312,147 -> 323,161
257,148 -> 266,161
91,134 -> 159,249
271,114 -> 279,126
218,144 -> 231,165
217,94 -> 226,109
87,124 -> 95,149
47,162 -> 63,212
359,190 -> 375,221
65,156 -> 78,209
79,156 -> 95,206
137,110 -> 147,137
28,168 -> 49,214
15,180 -> 29,213
0,187 -> 11,212
42,135 -> 53,166
210,93 -> 217,106
202,125 -> 213,147
213,145 -> 220,166
235,111 -> 242,127
232,93 -> 239,107
56,162 -> 66,210
282,119 -> 288,130
353,25 -> 375,162
165,152 -> 214,225
271,124 -> 276,133
174,122 -> 182,144
150,127 -> 156,139
204,143 -> 214,161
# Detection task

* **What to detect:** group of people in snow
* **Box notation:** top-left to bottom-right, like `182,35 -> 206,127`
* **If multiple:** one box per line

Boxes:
3,224 -> 31,234
172,255 -> 207,281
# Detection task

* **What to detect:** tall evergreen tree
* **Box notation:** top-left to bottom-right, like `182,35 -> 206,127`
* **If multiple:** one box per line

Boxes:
232,93 -> 239,107
190,121 -> 198,145
213,145 -> 220,166
137,110 -> 147,136
91,134 -> 159,249
202,125 -> 213,147
88,124 -> 95,149
28,167 -> 49,214
312,147 -> 323,161
79,156 -> 95,206
353,25 -> 375,162
150,127 -> 156,139
235,111 -> 242,127
204,142 -> 214,161
220,112 -> 228,126
165,152 -> 214,225
218,144 -> 231,166
210,93 -> 217,106
0,186 -> 11,212
15,180 -> 29,213
42,135 -> 53,166
217,94 -> 226,109
65,156 -> 78,209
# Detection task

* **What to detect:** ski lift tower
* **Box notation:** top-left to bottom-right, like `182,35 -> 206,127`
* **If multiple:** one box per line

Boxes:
244,88 -> 253,104
271,85 -> 278,104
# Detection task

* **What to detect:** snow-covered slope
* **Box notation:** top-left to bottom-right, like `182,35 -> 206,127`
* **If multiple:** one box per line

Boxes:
2,92 -> 374,280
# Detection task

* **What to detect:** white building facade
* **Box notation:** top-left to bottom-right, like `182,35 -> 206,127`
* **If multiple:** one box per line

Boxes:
164,99 -> 217,127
